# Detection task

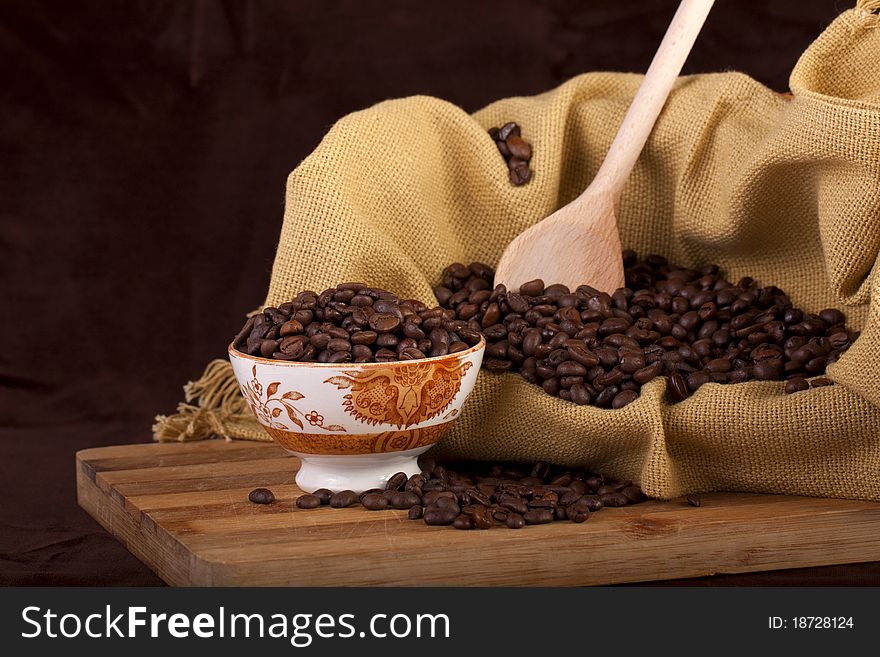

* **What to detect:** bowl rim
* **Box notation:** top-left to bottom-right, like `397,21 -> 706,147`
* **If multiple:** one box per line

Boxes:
228,335 -> 486,368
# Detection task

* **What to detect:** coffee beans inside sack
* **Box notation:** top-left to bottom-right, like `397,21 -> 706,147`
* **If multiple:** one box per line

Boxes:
434,252 -> 857,406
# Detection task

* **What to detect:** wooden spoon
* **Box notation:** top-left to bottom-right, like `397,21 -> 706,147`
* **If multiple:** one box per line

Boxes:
494,0 -> 715,293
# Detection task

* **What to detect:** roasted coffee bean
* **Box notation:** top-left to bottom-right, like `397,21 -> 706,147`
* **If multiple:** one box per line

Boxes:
329,490 -> 358,508
448,340 -> 468,353
667,372 -> 690,403
407,505 -> 424,520
248,488 -> 275,504
706,358 -> 732,373
529,490 -> 558,509
595,386 -> 619,407
508,158 -> 532,186
327,338 -> 351,352
612,389 -> 639,409
596,367 -> 625,387
784,377 -> 810,394
499,495 -> 528,515
233,315 -> 257,347
687,494 -> 702,507
578,495 -> 603,512
632,361 -> 664,384
523,509 -> 554,525
518,279 -> 544,297
350,330 -> 378,346
505,513 -> 525,529
752,360 -> 780,380
313,488 -> 333,505
391,491 -> 421,509
819,308 -> 845,326
403,322 -> 425,340
422,490 -> 456,506
452,514 -> 475,530
506,136 -> 532,160
385,472 -> 408,492
434,497 -> 460,514
358,488 -> 385,504
309,332 -> 332,350
405,474 -> 427,492
557,360 -> 587,377
811,377 -> 833,388
491,507 -> 509,523
424,507 -> 458,525
326,350 -> 351,363
619,352 -> 645,373
279,319 -> 304,337
260,339 -> 280,358
360,493 -> 389,510
466,487 -> 491,507
567,344 -> 600,368
566,503 -> 591,523
471,506 -> 493,529
570,384 -> 593,406
369,313 -> 401,333
295,494 -> 322,509
351,344 -> 372,360
600,492 -> 629,507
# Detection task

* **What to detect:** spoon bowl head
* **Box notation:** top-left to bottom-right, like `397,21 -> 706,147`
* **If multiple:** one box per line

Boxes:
494,191 -> 625,293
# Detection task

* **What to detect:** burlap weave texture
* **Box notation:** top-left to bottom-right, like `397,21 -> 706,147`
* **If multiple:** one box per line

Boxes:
155,3 -> 880,501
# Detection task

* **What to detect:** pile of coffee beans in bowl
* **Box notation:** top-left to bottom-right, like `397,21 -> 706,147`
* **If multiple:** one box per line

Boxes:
434,252 -> 858,406
232,284 -> 483,363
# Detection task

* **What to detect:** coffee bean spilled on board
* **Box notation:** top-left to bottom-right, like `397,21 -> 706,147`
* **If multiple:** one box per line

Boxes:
248,488 -> 275,504
287,458 -> 645,530
434,253 -> 857,407
488,122 -> 533,186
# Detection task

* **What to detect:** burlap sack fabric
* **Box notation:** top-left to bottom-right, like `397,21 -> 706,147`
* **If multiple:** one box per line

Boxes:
154,2 -> 880,501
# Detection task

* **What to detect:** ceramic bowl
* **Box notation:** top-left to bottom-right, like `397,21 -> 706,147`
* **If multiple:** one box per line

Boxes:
228,338 -> 484,493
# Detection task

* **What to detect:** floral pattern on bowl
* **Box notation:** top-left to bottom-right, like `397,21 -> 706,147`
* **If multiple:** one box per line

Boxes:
228,338 -> 484,492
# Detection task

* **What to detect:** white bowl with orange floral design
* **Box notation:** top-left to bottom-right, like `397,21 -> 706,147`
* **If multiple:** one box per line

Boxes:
228,338 -> 484,493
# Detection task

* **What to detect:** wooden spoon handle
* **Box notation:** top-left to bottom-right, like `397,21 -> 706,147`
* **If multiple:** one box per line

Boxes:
590,0 -> 715,202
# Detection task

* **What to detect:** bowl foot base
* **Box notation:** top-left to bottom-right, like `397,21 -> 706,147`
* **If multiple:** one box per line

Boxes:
292,447 -> 431,494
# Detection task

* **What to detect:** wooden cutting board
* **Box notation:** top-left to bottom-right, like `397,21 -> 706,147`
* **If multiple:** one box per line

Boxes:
76,440 -> 880,586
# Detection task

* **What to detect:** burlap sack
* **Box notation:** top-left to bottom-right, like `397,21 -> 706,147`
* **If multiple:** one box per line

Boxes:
154,2 -> 880,501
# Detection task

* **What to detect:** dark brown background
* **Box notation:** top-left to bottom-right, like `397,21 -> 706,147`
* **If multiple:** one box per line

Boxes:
2,0 -> 877,586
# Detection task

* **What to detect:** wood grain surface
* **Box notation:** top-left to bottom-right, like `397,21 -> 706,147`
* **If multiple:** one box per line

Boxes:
76,440 -> 880,586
